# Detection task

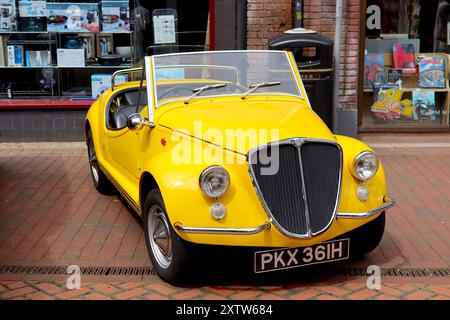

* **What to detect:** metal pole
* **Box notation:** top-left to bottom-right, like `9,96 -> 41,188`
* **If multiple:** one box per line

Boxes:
333,0 -> 344,133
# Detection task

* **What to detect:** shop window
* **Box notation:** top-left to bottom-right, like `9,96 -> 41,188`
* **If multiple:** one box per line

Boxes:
361,0 -> 450,129
0,0 -> 211,104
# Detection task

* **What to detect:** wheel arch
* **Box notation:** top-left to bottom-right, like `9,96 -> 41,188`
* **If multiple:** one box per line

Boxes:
84,119 -> 91,145
139,171 -> 160,215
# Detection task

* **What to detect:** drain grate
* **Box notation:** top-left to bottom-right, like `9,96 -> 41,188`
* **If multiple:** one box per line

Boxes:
0,265 -> 155,276
0,265 -> 448,277
336,268 -> 450,278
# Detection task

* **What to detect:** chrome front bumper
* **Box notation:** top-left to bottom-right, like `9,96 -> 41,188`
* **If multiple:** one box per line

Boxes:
174,197 -> 395,235
336,197 -> 396,219
174,222 -> 271,235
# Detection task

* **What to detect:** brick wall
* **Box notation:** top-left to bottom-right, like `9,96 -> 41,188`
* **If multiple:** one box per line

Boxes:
303,0 -> 361,110
247,0 -> 361,110
247,0 -> 292,49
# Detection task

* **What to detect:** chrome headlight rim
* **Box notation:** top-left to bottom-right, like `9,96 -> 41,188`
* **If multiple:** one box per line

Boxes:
199,165 -> 230,198
351,151 -> 379,182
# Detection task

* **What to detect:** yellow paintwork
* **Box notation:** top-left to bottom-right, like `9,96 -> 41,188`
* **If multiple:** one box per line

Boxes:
85,52 -> 389,248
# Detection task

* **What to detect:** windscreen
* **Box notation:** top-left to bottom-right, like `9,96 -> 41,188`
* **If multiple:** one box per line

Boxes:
151,51 -> 302,106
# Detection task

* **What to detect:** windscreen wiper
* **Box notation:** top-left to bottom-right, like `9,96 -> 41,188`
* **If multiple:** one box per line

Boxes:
184,83 -> 227,104
241,81 -> 281,99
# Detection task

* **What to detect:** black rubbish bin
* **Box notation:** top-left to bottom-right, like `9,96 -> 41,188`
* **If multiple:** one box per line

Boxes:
268,29 -> 334,130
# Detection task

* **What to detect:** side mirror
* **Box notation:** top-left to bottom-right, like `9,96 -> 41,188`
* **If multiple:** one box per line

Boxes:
127,113 -> 155,131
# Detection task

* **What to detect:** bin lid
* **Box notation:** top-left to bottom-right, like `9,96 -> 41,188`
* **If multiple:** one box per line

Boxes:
284,28 -> 317,34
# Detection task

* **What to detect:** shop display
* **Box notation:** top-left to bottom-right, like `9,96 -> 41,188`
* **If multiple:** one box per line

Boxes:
91,73 -> 126,99
0,0 -> 135,101
7,45 -> 24,66
412,89 -> 436,121
0,0 -> 17,31
371,86 -> 414,120
18,0 -> 46,31
47,2 -> 100,33
77,34 -> 95,59
386,68 -> 402,85
364,54 -> 385,88
96,33 -> 113,56
25,50 -> 51,66
0,35 -> 7,66
101,1 -> 130,32
418,56 -> 446,88
393,42 -> 416,74
57,48 -> 85,67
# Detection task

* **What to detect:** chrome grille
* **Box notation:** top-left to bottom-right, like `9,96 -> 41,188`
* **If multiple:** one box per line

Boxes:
248,138 -> 342,238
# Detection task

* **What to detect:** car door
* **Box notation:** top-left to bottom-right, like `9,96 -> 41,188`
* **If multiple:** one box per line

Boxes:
103,88 -> 142,193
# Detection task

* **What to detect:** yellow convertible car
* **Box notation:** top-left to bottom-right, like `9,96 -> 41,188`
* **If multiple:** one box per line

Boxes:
85,50 -> 395,284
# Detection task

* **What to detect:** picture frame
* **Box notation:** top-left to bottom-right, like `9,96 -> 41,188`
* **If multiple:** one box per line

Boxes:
95,33 -> 113,57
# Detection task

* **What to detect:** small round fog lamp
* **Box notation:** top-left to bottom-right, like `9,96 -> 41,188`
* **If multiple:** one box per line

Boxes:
210,203 -> 226,221
356,185 -> 369,202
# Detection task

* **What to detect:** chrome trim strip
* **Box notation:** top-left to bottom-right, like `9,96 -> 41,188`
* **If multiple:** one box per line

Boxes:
111,67 -> 143,91
174,222 -> 270,235
337,199 -> 396,219
247,137 -> 343,239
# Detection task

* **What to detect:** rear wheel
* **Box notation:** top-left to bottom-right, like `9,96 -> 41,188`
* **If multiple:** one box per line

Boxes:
86,128 -> 115,194
350,212 -> 385,256
143,189 -> 193,285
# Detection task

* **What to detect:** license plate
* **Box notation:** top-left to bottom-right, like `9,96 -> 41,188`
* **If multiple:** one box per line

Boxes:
254,238 -> 350,273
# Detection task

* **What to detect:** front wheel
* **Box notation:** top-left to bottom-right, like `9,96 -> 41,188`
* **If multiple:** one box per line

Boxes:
350,212 -> 386,257
143,189 -> 193,285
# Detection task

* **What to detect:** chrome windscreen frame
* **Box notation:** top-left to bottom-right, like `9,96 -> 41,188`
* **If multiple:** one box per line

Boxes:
247,137 -> 343,239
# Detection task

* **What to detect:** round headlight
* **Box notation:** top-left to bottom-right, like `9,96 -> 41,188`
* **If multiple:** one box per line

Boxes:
351,151 -> 379,181
199,166 -> 230,198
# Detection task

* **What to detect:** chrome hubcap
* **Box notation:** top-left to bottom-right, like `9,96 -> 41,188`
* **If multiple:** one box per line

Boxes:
88,136 -> 99,183
91,165 -> 99,182
148,205 -> 172,269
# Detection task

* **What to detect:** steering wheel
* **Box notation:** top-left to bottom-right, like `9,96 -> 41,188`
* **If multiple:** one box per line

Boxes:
158,86 -> 195,100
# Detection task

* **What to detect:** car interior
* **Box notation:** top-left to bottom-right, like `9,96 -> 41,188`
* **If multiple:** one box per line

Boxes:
107,89 -> 148,130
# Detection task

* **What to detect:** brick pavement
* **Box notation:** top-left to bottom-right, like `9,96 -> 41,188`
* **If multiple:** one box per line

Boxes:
0,137 -> 449,300
0,277 -> 448,300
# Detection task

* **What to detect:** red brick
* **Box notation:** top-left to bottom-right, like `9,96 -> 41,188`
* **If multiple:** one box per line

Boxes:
115,288 -> 147,300
35,282 -> 62,295
375,294 -> 398,300
427,286 -> 450,297
406,291 -> 433,300
84,293 -> 112,300
291,289 -> 321,300
145,293 -> 168,300
146,283 -> 178,295
2,281 -> 26,290
315,294 -> 341,300
173,289 -> 203,300
1,286 -> 34,299
26,292 -> 54,300
258,293 -> 285,300
230,290 -> 262,300
205,286 -> 235,297
118,282 -> 143,290
317,285 -> 349,297
92,283 -> 119,294
346,289 -> 378,300
56,288 -> 90,299
203,294 -> 228,300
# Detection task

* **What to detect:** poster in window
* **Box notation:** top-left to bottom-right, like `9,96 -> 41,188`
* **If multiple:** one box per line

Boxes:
152,9 -> 177,44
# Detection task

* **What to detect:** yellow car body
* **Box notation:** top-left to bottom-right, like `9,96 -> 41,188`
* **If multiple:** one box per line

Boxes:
85,50 -> 394,281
